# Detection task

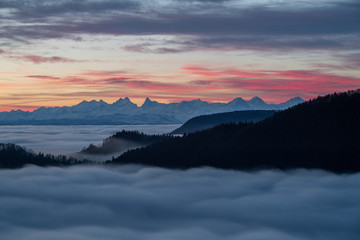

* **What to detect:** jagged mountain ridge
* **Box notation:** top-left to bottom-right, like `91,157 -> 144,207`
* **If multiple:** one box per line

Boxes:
0,96 -> 305,124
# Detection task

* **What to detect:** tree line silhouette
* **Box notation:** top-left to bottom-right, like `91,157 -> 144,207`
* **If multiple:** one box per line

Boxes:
110,90 -> 360,173
81,130 -> 172,155
0,143 -> 92,169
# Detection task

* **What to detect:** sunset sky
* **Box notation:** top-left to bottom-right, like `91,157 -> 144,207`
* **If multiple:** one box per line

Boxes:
0,0 -> 359,111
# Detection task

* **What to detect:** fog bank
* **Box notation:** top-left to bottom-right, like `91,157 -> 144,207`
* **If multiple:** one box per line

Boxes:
0,125 -> 180,155
0,166 -> 359,240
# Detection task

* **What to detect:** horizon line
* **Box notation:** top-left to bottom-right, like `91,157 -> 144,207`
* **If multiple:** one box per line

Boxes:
0,95 -> 305,113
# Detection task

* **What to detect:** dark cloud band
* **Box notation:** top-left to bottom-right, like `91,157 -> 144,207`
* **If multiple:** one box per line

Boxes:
1,0 -> 359,51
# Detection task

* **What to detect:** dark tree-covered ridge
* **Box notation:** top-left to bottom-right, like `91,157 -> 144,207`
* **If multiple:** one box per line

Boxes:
111,90 -> 360,173
0,143 -> 92,169
80,130 -> 172,155
171,110 -> 276,134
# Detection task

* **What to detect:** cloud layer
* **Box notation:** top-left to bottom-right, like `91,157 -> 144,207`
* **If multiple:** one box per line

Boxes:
0,166 -> 359,240
25,67 -> 360,101
1,0 -> 359,111
0,125 -> 179,155
1,0 -> 359,51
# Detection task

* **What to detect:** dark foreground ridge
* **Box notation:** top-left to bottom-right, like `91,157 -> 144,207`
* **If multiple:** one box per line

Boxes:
0,143 -> 92,169
172,110 -> 276,134
110,90 -> 360,173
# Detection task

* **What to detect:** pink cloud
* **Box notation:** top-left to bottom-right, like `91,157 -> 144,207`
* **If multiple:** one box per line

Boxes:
24,66 -> 360,105
104,78 -> 192,93
26,75 -> 61,80
78,70 -> 128,78
183,65 -> 360,101
28,72 -> 198,94
0,104 -> 39,112
182,66 -> 268,79
0,82 -> 17,88
20,55 -> 78,64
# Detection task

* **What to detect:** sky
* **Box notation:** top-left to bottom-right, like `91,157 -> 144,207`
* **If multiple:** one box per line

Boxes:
0,0 -> 359,111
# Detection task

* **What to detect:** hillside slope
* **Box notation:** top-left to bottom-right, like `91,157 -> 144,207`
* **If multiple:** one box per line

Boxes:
111,90 -> 360,173
171,110 -> 275,134
77,130 -> 171,157
0,143 -> 88,169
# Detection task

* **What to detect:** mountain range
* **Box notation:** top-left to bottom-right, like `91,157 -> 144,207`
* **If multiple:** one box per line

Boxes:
1,90 -> 359,172
0,96 -> 305,125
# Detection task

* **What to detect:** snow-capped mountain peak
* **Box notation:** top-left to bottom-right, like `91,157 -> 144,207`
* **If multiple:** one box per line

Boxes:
0,96 -> 306,124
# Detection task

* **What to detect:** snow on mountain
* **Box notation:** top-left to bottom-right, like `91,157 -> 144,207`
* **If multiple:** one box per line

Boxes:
248,96 -> 272,110
141,98 -> 166,110
277,97 -> 306,109
0,96 -> 306,124
111,97 -> 138,115
227,97 -> 251,110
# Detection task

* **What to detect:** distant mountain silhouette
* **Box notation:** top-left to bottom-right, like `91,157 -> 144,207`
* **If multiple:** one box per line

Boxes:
172,110 -> 276,134
110,90 -> 360,173
0,96 -> 305,125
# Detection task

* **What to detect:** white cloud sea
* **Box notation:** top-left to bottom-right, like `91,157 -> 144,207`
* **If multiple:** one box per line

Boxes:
0,166 -> 359,240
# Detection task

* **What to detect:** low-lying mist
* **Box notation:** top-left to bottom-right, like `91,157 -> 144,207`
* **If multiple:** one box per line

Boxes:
0,166 -> 359,240
0,125 -> 180,155
72,138 -> 147,162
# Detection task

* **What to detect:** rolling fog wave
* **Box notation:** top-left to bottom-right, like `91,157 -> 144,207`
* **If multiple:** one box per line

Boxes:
0,166 -> 359,240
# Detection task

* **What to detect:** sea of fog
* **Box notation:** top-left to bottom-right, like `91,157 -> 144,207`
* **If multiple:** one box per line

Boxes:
0,125 -> 180,155
0,166 -> 359,240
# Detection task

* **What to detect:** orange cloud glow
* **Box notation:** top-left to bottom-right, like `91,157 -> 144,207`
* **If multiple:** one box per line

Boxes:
1,65 -> 359,112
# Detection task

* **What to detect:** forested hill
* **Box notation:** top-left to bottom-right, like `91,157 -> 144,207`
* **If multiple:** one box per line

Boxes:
111,90 -> 360,173
0,143 -> 90,169
80,130 -> 171,155
171,110 -> 276,134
